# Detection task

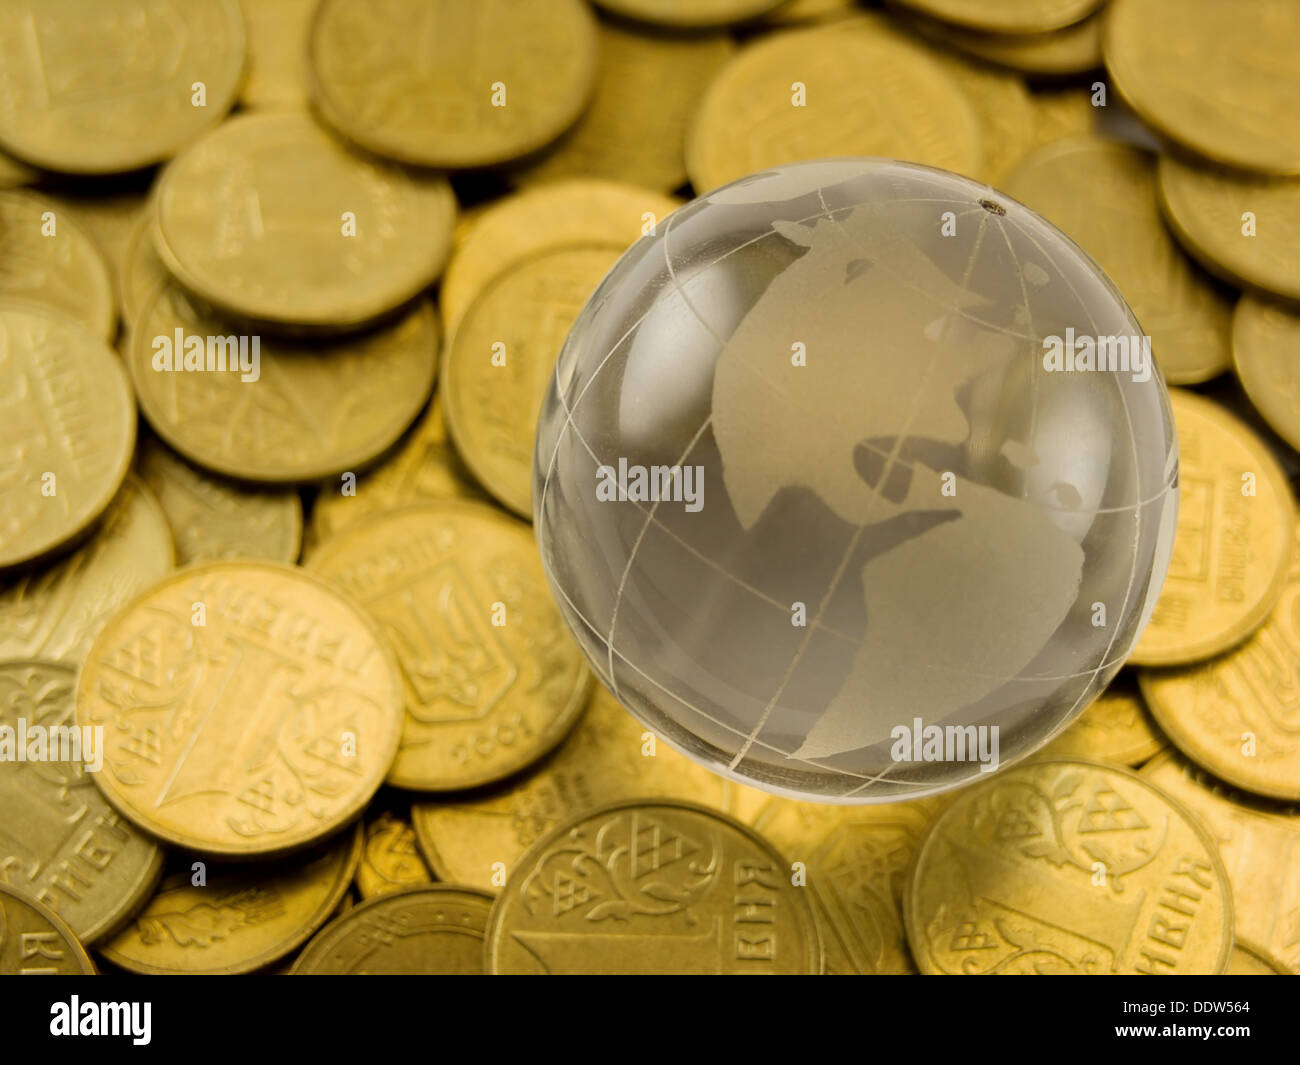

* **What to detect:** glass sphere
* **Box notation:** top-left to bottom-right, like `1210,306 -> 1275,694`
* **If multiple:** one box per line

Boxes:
534,158 -> 1177,803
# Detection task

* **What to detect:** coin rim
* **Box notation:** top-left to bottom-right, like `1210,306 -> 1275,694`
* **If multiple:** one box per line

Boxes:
99,822 -> 364,975
1102,0 -> 1300,176
999,135 -> 1233,386
1231,297 -> 1300,458
289,882 -> 495,974
0,880 -> 96,973
75,559 -> 406,856
0,0 -> 246,176
1228,937 -> 1292,975
150,111 -> 457,331
592,0 -> 789,30
136,435 -> 304,565
1127,389 -> 1296,666
1157,157 -> 1300,306
902,757 -> 1235,975
0,658 -> 167,944
440,179 -> 680,334
441,241 -> 629,520
305,497 -> 594,790
126,283 -> 439,485
684,16 -> 984,194
0,189 -> 118,341
306,0 -> 600,170
0,298 -> 137,571
892,0 -> 1103,34
484,797 -> 824,974
1139,656 -> 1300,802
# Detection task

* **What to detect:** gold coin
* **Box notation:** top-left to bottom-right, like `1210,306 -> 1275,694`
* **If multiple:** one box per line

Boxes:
1104,0 -> 1300,175
308,0 -> 598,170
32,186 -> 151,331
896,5 -> 1104,77
594,0 -> 786,30
0,300 -> 135,572
443,243 -> 624,518
410,684 -> 745,893
1139,518 -> 1300,801
291,884 -> 494,974
1227,946 -> 1289,977
487,800 -> 822,974
0,882 -> 94,974
760,0 -> 859,26
0,661 -> 164,945
686,16 -> 982,193
1001,137 -> 1233,386
1233,298 -> 1300,455
1037,676 -> 1167,766
305,501 -> 591,791
1159,158 -> 1300,305
121,212 -> 171,329
1130,390 -> 1294,667
137,437 -> 302,565
748,795 -> 939,974
893,0 -> 1103,34
511,23 -> 733,194
355,810 -> 432,900
128,285 -> 438,484
0,148 -> 36,190
0,475 -> 173,663
1142,751 -> 1300,973
1026,87 -> 1101,150
923,48 -> 1033,184
308,399 -> 484,550
0,0 -> 245,175
152,112 -> 456,333
441,180 -> 679,335
237,0 -> 316,112
1226,940 -> 1290,975
905,759 -> 1232,974
76,560 -> 404,857
0,189 -> 116,341
99,825 -> 362,974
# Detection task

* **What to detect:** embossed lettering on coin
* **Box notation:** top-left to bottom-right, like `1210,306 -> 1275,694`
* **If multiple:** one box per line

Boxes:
76,561 -> 403,856
0,300 -> 135,571
905,760 -> 1232,974
0,661 -> 164,944
486,800 -> 822,974
306,502 -> 591,790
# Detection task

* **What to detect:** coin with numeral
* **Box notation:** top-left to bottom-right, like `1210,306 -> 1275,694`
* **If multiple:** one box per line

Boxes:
0,661 -> 164,944
905,759 -> 1232,974
76,561 -> 404,856
486,800 -> 822,974
0,882 -> 95,974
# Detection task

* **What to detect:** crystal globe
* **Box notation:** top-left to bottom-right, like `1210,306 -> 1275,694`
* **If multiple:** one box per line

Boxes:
534,158 -> 1177,803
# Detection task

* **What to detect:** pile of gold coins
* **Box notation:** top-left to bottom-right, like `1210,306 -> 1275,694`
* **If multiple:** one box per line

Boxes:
0,0 -> 1298,976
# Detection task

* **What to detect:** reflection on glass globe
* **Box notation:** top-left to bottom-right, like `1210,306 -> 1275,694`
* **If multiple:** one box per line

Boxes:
534,158 -> 1177,803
